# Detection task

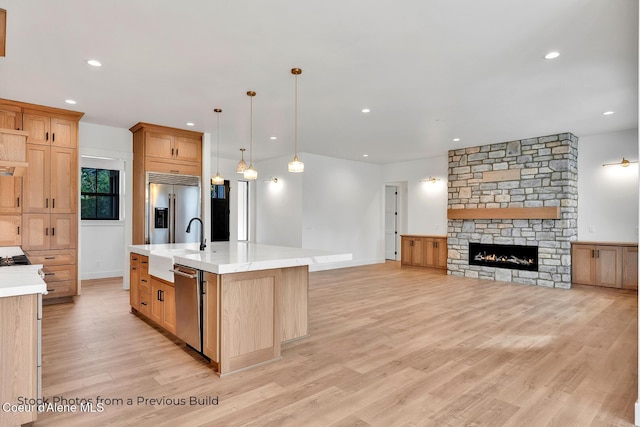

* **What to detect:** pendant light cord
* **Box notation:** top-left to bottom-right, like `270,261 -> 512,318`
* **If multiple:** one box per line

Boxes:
216,111 -> 220,172
294,73 -> 298,157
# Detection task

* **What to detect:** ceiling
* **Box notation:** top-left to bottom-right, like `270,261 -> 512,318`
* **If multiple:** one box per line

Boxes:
0,0 -> 637,165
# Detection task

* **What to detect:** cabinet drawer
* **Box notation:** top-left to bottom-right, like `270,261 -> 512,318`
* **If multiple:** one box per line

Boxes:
145,158 -> 200,176
44,280 -> 76,298
139,291 -> 151,317
26,249 -> 76,266
139,272 -> 151,293
42,264 -> 76,283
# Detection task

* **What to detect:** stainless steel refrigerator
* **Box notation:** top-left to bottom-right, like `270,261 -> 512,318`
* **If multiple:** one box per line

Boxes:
146,172 -> 201,244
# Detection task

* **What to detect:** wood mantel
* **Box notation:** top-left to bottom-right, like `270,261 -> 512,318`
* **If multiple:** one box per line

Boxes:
447,207 -> 561,220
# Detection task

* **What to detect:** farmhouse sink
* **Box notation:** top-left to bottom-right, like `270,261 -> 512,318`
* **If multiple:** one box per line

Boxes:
148,248 -> 201,283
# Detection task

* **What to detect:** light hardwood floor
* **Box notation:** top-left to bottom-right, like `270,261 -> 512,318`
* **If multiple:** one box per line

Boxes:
37,262 -> 637,427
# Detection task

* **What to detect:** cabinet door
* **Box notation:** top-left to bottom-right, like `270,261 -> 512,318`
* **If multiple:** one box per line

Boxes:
50,117 -> 76,148
434,238 -> 448,269
23,144 -> 50,213
0,176 -> 21,213
596,246 -> 622,288
21,214 -> 49,250
423,238 -> 435,267
150,278 -> 163,325
401,237 -> 412,265
130,263 -> 140,310
175,137 -> 201,163
50,214 -> 77,249
162,284 -> 176,335
145,133 -> 174,159
0,214 -> 21,246
22,113 -> 50,145
50,147 -> 77,213
411,238 -> 424,266
0,105 -> 22,130
622,247 -> 638,290
572,244 -> 596,285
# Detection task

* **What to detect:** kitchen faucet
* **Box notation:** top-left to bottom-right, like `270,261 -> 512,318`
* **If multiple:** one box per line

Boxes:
186,217 -> 206,251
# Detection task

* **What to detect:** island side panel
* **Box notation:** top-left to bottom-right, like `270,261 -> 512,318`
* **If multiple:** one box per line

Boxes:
280,265 -> 309,342
203,272 -> 220,365
220,269 -> 281,375
0,294 -> 37,426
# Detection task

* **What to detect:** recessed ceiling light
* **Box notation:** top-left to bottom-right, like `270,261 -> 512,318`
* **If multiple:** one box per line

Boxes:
270,136 -> 277,140
186,122 -> 195,126
64,99 -> 77,105
453,138 -> 460,142
86,59 -> 102,67
362,154 -> 369,157
544,51 -> 560,60
602,111 -> 615,116
361,108 -> 370,113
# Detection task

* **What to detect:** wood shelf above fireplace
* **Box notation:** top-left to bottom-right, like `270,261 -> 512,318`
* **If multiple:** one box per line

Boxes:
447,207 -> 561,220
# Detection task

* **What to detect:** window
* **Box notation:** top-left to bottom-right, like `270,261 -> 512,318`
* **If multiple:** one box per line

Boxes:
81,168 -> 120,220
237,180 -> 249,241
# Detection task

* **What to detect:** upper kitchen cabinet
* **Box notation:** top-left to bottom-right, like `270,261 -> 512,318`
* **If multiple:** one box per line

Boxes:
0,104 -> 22,130
130,123 -> 203,176
23,145 -> 77,214
22,113 -> 76,148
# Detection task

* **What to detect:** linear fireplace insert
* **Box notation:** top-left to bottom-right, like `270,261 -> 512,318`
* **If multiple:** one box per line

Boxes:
469,242 -> 538,271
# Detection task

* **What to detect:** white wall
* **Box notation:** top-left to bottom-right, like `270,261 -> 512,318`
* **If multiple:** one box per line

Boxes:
382,155 -> 449,236
577,128 -> 639,243
78,122 -> 133,286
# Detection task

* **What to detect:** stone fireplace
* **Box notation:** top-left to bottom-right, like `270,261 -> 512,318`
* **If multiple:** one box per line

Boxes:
447,133 -> 578,288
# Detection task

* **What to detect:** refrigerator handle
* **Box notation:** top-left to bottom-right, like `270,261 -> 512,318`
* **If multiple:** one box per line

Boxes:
172,193 -> 177,244
168,193 -> 173,244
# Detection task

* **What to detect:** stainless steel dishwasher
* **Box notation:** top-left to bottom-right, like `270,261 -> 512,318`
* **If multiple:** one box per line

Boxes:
171,264 -> 203,353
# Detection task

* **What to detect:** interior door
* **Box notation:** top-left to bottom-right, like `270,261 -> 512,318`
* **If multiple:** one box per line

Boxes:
211,181 -> 230,242
384,185 -> 398,260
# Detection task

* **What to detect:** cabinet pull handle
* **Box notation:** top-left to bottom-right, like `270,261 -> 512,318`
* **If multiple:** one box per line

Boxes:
46,198 -> 49,208
52,198 -> 55,209
176,148 -> 179,157
17,226 -> 20,235
17,197 -> 19,207
52,227 -> 56,236
141,260 -> 148,264
171,148 -> 174,156
170,170 -> 179,174
132,256 -> 138,261
45,228 -> 49,236
141,279 -> 147,283
44,272 -> 55,276
52,133 -> 55,142
596,250 -> 600,258
45,132 -> 49,141
45,256 -> 55,260
132,266 -> 137,271
141,302 -> 147,306
48,288 -> 56,292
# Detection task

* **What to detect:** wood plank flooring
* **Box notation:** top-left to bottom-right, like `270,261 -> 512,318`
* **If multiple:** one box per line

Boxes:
36,263 -> 637,427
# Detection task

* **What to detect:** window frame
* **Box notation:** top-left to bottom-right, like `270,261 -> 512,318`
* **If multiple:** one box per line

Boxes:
80,167 -> 121,221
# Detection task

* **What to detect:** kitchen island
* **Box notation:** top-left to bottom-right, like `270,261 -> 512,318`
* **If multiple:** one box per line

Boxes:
0,249 -> 46,427
129,242 -> 351,376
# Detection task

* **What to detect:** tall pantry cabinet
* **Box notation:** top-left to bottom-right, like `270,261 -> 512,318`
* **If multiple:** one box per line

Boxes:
0,98 -> 83,302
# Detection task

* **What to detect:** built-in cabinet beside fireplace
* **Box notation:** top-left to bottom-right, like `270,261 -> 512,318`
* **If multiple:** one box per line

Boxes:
571,242 -> 638,289
401,235 -> 447,270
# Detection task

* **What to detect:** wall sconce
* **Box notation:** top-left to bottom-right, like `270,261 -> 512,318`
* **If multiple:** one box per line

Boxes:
264,177 -> 278,183
419,176 -> 440,184
602,158 -> 638,167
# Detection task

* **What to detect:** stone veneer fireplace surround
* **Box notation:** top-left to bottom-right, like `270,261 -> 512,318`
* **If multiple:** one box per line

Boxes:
447,133 -> 578,288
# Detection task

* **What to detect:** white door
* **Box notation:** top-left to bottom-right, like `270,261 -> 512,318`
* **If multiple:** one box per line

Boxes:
385,185 -> 398,260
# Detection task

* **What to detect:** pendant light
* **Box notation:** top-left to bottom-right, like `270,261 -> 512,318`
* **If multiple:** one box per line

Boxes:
211,108 -> 224,185
288,68 -> 304,173
243,91 -> 258,180
236,148 -> 247,173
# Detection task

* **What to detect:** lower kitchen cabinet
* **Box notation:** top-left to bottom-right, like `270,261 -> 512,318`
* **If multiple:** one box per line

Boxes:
203,272 -> 219,363
25,249 -> 77,299
571,242 -> 637,289
401,235 -> 447,270
150,277 -> 176,335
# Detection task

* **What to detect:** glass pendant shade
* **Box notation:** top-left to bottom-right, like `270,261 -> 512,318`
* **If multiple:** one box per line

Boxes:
236,148 -> 246,173
243,165 -> 257,180
211,174 -> 224,185
288,156 -> 304,173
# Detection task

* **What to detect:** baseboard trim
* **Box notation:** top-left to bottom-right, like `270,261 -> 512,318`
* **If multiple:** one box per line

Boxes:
635,400 -> 640,426
80,270 -> 124,280
309,258 -> 384,272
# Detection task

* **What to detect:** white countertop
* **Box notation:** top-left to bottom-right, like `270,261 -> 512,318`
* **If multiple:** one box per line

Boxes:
0,264 -> 47,298
129,242 -> 352,276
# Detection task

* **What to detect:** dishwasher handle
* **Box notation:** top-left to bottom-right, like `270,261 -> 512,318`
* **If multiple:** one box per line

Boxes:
170,269 -> 198,279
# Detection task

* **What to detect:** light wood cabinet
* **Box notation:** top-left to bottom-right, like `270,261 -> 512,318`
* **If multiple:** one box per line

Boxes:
23,144 -> 76,214
571,242 -> 637,289
0,104 -> 22,130
203,272 -> 220,363
401,235 -> 447,270
130,122 -> 203,244
0,98 -> 83,303
0,176 -> 22,213
129,254 -> 151,315
0,294 -> 38,426
0,214 -> 21,246
22,113 -> 76,148
150,276 -> 176,335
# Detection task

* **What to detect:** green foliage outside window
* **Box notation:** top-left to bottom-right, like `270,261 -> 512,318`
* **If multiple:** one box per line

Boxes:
81,168 -> 120,220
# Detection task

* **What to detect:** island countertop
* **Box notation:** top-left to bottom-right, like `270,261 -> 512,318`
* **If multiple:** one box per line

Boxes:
0,266 -> 47,298
129,241 -> 352,275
